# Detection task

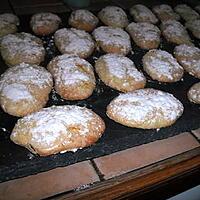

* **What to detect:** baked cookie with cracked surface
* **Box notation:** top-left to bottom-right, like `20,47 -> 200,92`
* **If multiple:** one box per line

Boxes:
152,4 -> 180,21
0,63 -> 53,117
47,54 -> 95,100
142,49 -> 184,82
185,19 -> 200,40
0,32 -> 45,66
30,12 -> 61,35
174,44 -> 200,79
187,82 -> 200,104
161,20 -> 193,45
95,53 -> 146,92
106,88 -> 184,129
98,6 -> 128,28
0,13 -> 19,37
126,22 -> 161,49
92,26 -> 131,55
175,4 -> 199,22
68,9 -> 99,32
10,105 -> 105,156
130,4 -> 158,24
54,28 -> 95,58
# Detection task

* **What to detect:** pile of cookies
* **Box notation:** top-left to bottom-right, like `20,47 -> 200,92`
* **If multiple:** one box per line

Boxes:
0,3 -> 199,156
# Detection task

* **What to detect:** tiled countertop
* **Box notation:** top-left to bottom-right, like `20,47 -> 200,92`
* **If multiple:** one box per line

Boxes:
0,0 -> 200,199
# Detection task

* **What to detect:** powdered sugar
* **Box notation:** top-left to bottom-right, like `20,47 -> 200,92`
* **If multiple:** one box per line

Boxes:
126,22 -> 160,41
102,54 -> 144,81
108,88 -> 184,122
175,44 -> 200,56
54,28 -> 94,56
93,26 -> 131,52
0,13 -> 19,25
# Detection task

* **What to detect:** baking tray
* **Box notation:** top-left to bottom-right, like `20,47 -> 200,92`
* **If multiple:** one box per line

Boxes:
0,6 -> 200,183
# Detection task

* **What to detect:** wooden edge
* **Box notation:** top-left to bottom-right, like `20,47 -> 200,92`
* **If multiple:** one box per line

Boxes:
51,147 -> 200,200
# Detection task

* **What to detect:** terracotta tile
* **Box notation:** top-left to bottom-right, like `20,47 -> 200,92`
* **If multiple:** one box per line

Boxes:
94,133 -> 200,180
0,161 -> 99,200
192,128 -> 200,140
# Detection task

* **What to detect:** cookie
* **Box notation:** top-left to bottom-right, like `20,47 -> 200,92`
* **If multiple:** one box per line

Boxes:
54,28 -> 95,58
0,32 -> 45,66
174,44 -> 200,79
98,6 -> 128,28
92,26 -> 131,55
0,13 -> 19,37
126,22 -> 161,49
187,82 -> 200,104
106,88 -> 184,129
10,105 -> 105,156
175,4 -> 199,21
130,4 -> 158,24
0,63 -> 53,117
185,19 -> 200,40
47,54 -> 95,100
142,49 -> 184,82
161,20 -> 193,45
95,54 -> 146,92
30,12 -> 61,35
152,4 -> 180,21
68,9 -> 99,32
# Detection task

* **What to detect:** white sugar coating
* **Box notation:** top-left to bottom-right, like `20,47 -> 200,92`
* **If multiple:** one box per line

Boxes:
49,54 -> 95,85
126,22 -> 160,41
0,32 -> 44,58
30,12 -> 61,30
130,4 -> 158,23
93,26 -> 131,49
1,83 -> 33,101
0,13 -> 19,25
69,9 -> 98,26
0,63 -> 52,92
175,44 -> 200,56
101,54 -> 144,81
185,19 -> 200,38
109,89 -> 184,122
54,28 -> 94,55
13,105 -> 95,146
188,82 -> 200,103
175,4 -> 199,21
144,50 -> 183,80
161,20 -> 190,38
152,4 -> 180,21
98,6 -> 128,27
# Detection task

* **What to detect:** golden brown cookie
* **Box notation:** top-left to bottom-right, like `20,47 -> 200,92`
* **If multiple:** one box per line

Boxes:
174,44 -> 200,79
95,53 -> 146,92
152,4 -> 180,21
47,54 -> 95,100
10,105 -> 105,156
130,4 -> 158,24
98,6 -> 128,28
92,26 -> 131,55
142,49 -> 184,82
0,13 -> 19,37
161,20 -> 193,45
126,22 -> 161,49
185,19 -> 200,40
175,4 -> 199,21
54,28 -> 95,58
0,63 -> 53,117
68,9 -> 99,32
106,88 -> 184,129
187,82 -> 200,104
0,32 -> 45,66
30,12 -> 61,35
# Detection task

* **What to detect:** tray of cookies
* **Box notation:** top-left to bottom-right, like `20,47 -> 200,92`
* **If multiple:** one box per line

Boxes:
0,2 -> 199,183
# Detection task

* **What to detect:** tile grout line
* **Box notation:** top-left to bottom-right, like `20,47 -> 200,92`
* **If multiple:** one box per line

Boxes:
189,129 -> 200,143
90,159 -> 105,182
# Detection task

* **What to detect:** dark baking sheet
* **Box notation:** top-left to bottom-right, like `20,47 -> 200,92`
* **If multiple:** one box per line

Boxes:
0,4 -> 200,183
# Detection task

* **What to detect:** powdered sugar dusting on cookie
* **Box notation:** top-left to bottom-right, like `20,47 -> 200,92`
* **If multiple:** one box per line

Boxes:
175,44 -> 200,56
103,54 -> 145,81
108,89 -> 183,122
0,13 -> 19,25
